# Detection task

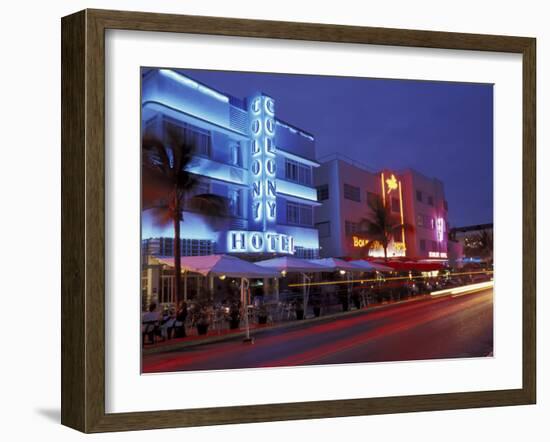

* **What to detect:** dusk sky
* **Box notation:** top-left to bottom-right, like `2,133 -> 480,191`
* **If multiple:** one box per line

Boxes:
174,68 -> 494,228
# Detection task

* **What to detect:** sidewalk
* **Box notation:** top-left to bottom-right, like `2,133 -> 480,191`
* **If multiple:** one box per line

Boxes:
143,294 -> 433,355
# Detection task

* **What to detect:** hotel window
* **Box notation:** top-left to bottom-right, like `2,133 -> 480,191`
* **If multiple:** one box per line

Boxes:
181,239 -> 214,256
367,191 -> 380,208
228,189 -> 242,217
417,214 -> 434,229
391,197 -> 400,213
284,159 -> 312,186
163,118 -> 211,158
428,195 -> 434,206
345,220 -> 360,236
193,181 -> 210,196
317,184 -> 329,201
431,240 -> 438,251
286,202 -> 313,226
315,221 -> 331,238
300,204 -> 313,226
184,181 -> 210,208
287,203 -> 299,224
295,247 -> 319,260
416,190 -> 423,202
343,183 -> 361,202
420,239 -> 426,251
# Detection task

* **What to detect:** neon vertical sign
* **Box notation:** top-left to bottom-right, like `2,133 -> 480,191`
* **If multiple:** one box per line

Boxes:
380,171 -> 407,253
436,217 -> 445,242
249,94 -> 277,231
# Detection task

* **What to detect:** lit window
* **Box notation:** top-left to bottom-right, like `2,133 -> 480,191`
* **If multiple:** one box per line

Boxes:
284,159 -> 312,186
286,202 -> 313,226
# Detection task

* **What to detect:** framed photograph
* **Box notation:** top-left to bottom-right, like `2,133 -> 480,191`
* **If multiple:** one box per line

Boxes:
61,9 -> 536,433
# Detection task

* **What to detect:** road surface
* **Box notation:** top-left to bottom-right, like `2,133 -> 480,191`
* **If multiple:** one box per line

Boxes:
142,287 -> 493,373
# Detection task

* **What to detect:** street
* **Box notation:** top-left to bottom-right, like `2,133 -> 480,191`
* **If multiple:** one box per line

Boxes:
142,287 -> 493,373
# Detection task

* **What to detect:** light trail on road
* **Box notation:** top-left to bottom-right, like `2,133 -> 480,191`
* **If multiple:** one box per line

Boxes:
143,287 -> 493,373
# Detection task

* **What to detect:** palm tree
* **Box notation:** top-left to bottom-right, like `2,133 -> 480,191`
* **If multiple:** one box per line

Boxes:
142,125 -> 227,305
359,198 -> 411,261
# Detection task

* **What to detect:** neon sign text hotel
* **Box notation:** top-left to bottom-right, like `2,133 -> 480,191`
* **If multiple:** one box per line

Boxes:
227,231 -> 295,254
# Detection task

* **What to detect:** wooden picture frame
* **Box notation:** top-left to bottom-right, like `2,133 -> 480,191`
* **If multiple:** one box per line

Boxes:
61,8 -> 536,433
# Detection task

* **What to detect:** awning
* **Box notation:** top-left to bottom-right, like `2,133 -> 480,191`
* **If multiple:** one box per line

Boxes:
156,255 -> 279,278
308,258 -> 363,272
347,260 -> 394,272
255,256 -> 328,274
373,259 -> 445,272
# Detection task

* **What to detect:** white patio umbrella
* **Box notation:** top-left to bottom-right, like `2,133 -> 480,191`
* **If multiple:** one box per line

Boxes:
308,258 -> 362,273
309,258 -> 365,303
347,260 -> 394,272
157,255 -> 278,342
158,254 -> 280,279
255,256 -> 328,315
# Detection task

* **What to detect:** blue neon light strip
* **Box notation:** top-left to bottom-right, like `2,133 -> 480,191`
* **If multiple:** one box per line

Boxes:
159,69 -> 229,103
275,120 -> 314,141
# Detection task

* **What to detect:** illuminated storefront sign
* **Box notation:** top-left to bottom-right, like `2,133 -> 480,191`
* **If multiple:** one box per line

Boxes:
366,240 -> 406,258
227,231 -> 294,254
429,251 -> 448,258
352,236 -> 369,248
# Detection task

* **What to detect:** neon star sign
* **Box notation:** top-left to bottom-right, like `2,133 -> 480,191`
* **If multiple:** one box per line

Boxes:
385,174 -> 398,194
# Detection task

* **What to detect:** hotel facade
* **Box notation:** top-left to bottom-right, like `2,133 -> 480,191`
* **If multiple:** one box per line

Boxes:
313,156 -> 450,261
142,68 -> 321,260
141,69 -> 455,304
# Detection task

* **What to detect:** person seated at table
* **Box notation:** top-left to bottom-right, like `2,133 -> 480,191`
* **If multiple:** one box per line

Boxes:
142,303 -> 160,344
174,301 -> 188,338
159,307 -> 176,340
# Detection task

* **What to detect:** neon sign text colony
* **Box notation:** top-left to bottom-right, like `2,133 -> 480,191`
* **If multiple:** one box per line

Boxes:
226,94 -> 294,254
250,94 -> 277,228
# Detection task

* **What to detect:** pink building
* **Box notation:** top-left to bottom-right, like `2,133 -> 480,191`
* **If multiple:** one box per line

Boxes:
313,156 -> 450,261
